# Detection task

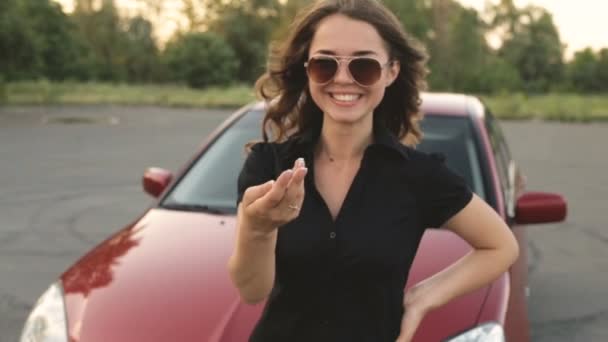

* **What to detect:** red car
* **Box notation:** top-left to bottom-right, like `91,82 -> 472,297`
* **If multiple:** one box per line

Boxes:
20,93 -> 567,342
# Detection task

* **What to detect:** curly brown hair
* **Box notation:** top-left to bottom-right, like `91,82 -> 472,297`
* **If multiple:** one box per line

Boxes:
255,0 -> 428,146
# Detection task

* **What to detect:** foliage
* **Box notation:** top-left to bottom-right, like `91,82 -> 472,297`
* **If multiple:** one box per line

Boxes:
5,81 -> 608,122
598,49 -> 608,92
204,0 -> 282,82
481,93 -> 608,121
0,0 -> 90,81
163,32 -> 239,88
383,0 -> 433,42
3,81 -> 255,107
567,48 -> 608,93
71,2 -> 130,81
0,0 -> 606,94
567,49 -> 600,92
125,16 -> 163,83
493,4 -> 564,92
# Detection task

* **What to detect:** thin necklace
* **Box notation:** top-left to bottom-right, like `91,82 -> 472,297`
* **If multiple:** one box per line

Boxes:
325,149 -> 335,162
318,144 -> 335,162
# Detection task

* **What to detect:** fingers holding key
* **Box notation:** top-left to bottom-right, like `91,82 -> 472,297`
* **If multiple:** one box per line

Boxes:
263,157 -> 307,221
264,168 -> 294,208
241,179 -> 274,208
283,158 -> 307,213
243,157 -> 308,229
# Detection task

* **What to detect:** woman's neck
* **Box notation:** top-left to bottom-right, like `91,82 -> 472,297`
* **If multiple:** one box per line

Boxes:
316,115 -> 374,163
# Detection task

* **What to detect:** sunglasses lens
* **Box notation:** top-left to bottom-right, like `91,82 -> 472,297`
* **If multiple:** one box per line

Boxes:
307,58 -> 338,84
349,58 -> 382,86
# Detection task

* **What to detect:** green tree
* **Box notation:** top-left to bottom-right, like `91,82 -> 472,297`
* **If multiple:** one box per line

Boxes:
0,0 -> 43,80
273,0 -> 311,40
163,32 -> 239,88
22,0 -> 92,80
597,48 -> 608,92
383,0 -> 433,41
412,0 -> 506,93
72,0 -> 130,81
476,55 -> 522,93
566,48 -> 599,92
0,0 -> 90,80
205,0 -> 282,82
493,5 -> 564,92
486,0 -> 521,41
427,4 -> 490,92
124,16 -> 162,83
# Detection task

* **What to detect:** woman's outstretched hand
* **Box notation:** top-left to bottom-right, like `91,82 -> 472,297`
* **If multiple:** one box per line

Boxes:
240,157 -> 308,234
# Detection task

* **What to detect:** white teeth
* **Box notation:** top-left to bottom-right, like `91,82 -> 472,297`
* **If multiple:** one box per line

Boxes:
331,94 -> 359,102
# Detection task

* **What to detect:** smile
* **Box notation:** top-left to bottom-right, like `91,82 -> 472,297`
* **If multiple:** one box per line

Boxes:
329,93 -> 362,103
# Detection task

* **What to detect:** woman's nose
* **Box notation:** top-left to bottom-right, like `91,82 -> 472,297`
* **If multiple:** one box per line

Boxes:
333,61 -> 354,84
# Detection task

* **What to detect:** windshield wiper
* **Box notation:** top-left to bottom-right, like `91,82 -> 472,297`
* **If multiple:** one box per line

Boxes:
160,202 -> 232,215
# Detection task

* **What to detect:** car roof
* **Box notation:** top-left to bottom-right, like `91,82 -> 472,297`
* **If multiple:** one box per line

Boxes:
250,92 -> 486,119
419,92 -> 484,118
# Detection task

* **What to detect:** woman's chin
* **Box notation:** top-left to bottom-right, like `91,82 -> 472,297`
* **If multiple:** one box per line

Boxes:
324,110 -> 370,125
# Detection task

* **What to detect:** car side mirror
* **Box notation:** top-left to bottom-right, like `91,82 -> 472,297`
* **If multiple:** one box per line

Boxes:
515,191 -> 567,225
142,167 -> 173,198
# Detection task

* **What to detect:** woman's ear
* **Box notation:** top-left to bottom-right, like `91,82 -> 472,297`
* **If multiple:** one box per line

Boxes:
386,60 -> 401,87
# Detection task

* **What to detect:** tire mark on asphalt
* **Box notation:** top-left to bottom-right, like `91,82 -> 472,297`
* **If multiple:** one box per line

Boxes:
0,183 -> 138,205
0,184 -> 139,248
581,228 -> 608,245
0,191 -> 87,248
63,198 -> 134,246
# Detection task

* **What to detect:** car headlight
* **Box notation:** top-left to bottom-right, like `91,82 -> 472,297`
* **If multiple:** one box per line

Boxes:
20,282 -> 68,342
445,322 -> 505,342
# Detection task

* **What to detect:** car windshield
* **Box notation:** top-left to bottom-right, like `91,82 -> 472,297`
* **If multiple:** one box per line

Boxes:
161,110 -> 486,213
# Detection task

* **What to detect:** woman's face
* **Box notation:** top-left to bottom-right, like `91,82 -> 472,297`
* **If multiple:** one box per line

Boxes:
307,14 -> 400,127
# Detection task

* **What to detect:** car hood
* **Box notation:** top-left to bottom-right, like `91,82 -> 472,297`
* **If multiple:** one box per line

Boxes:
61,209 -> 490,342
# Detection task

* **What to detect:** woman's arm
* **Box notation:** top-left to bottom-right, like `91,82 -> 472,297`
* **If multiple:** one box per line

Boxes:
396,194 -> 519,342
228,208 -> 278,304
228,159 -> 307,304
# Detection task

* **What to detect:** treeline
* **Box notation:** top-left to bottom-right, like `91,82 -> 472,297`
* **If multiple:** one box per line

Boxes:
2,0 -> 608,94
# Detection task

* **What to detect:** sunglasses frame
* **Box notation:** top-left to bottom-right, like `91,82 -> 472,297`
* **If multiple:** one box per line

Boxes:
304,55 -> 393,87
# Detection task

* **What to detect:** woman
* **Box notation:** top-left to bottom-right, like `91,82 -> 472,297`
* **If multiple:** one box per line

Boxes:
227,0 -> 519,341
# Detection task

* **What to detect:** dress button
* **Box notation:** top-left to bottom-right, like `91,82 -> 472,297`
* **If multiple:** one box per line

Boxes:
329,232 -> 336,239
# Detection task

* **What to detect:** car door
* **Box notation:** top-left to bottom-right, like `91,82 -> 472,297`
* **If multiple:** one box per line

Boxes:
484,110 -> 531,342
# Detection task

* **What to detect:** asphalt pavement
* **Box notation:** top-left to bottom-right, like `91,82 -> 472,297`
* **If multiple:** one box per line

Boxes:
0,105 -> 606,341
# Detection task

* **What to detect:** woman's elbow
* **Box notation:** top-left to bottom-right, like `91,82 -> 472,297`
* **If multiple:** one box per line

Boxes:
240,291 -> 268,305
504,232 -> 520,266
233,280 -> 271,305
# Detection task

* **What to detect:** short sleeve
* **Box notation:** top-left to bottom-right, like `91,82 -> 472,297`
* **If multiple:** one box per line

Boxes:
419,153 -> 473,228
236,142 -> 277,205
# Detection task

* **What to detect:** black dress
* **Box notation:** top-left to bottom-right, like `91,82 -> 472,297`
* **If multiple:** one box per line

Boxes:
236,125 -> 472,342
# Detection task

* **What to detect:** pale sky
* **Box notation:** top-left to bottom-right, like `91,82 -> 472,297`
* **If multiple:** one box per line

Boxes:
56,0 -> 608,58
458,0 -> 608,58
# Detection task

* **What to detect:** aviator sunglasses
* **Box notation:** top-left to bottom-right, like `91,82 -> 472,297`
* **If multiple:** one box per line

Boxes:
304,55 -> 392,87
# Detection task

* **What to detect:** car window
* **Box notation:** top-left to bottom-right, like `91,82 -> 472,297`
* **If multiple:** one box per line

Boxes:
484,111 -> 514,216
417,115 -> 486,201
162,110 -> 487,212
161,110 -> 263,213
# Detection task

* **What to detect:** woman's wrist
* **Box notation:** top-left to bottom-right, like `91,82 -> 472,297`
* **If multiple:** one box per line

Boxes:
239,209 -> 276,237
243,225 -> 277,242
407,278 -> 445,313
240,217 -> 277,241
